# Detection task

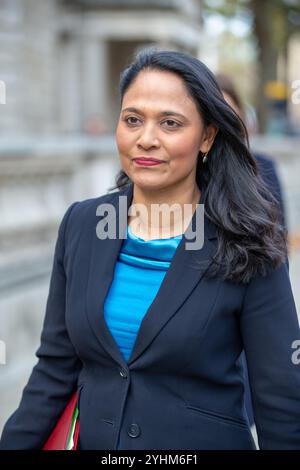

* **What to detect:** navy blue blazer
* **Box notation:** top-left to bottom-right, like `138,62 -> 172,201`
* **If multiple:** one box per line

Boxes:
1,182 -> 300,450
242,151 -> 287,426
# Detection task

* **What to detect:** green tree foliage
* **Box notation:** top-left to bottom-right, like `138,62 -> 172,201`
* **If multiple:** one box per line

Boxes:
203,0 -> 300,131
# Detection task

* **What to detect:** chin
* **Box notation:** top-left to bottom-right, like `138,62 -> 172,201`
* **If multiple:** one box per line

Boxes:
132,177 -> 168,191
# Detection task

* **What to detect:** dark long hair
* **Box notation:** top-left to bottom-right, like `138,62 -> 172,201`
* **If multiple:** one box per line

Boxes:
109,47 -> 287,284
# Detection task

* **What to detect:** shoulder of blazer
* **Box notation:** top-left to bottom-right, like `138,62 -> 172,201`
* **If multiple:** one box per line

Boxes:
63,185 -> 131,238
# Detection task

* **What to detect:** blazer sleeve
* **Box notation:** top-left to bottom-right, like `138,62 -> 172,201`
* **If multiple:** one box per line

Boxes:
0,202 -> 83,449
240,261 -> 300,449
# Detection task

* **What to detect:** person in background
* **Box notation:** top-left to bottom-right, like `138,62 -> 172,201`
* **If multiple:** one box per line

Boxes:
215,73 -> 286,231
215,73 -> 288,428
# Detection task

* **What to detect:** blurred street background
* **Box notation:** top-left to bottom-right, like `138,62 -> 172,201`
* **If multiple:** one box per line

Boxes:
0,0 -> 299,441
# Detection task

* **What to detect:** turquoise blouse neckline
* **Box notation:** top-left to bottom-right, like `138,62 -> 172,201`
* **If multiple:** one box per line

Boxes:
118,225 -> 183,270
127,224 -> 183,242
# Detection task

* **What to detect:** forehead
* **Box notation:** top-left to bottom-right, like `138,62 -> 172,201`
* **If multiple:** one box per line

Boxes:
122,69 -> 195,110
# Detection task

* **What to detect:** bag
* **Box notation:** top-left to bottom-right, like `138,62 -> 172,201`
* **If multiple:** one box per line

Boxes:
42,391 -> 80,450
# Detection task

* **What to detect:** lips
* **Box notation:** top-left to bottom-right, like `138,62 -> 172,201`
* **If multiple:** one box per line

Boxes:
133,158 -> 163,166
133,157 -> 163,163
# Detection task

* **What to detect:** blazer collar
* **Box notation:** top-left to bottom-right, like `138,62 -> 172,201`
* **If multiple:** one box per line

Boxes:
86,182 -> 218,368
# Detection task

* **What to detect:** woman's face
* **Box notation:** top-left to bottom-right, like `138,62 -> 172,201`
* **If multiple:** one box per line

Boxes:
116,69 -> 216,192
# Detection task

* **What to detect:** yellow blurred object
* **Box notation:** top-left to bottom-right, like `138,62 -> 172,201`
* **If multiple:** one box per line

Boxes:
288,232 -> 300,254
265,81 -> 289,100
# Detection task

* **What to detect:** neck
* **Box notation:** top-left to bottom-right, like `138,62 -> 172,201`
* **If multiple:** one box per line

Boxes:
128,182 -> 201,240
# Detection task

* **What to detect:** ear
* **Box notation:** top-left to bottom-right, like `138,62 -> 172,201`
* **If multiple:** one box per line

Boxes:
199,124 -> 218,153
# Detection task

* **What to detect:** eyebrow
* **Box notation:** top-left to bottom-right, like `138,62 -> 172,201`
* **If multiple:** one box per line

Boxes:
121,107 -> 188,120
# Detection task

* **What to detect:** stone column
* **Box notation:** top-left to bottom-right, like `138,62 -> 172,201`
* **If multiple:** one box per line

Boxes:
81,38 -> 109,134
0,0 -> 25,134
57,33 -> 82,133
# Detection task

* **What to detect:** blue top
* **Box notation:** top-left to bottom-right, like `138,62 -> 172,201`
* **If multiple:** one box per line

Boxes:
103,225 -> 183,363
103,225 -> 182,449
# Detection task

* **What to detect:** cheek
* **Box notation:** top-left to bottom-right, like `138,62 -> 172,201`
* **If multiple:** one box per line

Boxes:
115,125 -> 123,150
167,132 -> 201,162
115,125 -> 131,153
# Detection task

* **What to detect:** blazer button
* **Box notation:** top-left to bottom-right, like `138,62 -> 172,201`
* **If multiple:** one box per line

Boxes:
119,368 -> 128,378
127,423 -> 141,438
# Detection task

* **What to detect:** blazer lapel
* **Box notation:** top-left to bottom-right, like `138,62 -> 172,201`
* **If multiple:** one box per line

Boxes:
85,185 -> 131,367
86,182 -> 218,368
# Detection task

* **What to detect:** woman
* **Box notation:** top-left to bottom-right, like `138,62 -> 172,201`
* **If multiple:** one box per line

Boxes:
1,48 -> 299,450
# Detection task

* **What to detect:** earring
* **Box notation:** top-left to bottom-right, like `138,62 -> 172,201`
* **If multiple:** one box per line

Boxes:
202,151 -> 209,163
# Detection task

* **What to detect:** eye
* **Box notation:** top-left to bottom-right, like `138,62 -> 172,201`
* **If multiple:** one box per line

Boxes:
124,116 -> 141,126
122,116 -> 182,128
162,119 -> 181,128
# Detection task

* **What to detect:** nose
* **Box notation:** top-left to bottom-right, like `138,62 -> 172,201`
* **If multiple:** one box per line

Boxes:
136,123 -> 160,149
